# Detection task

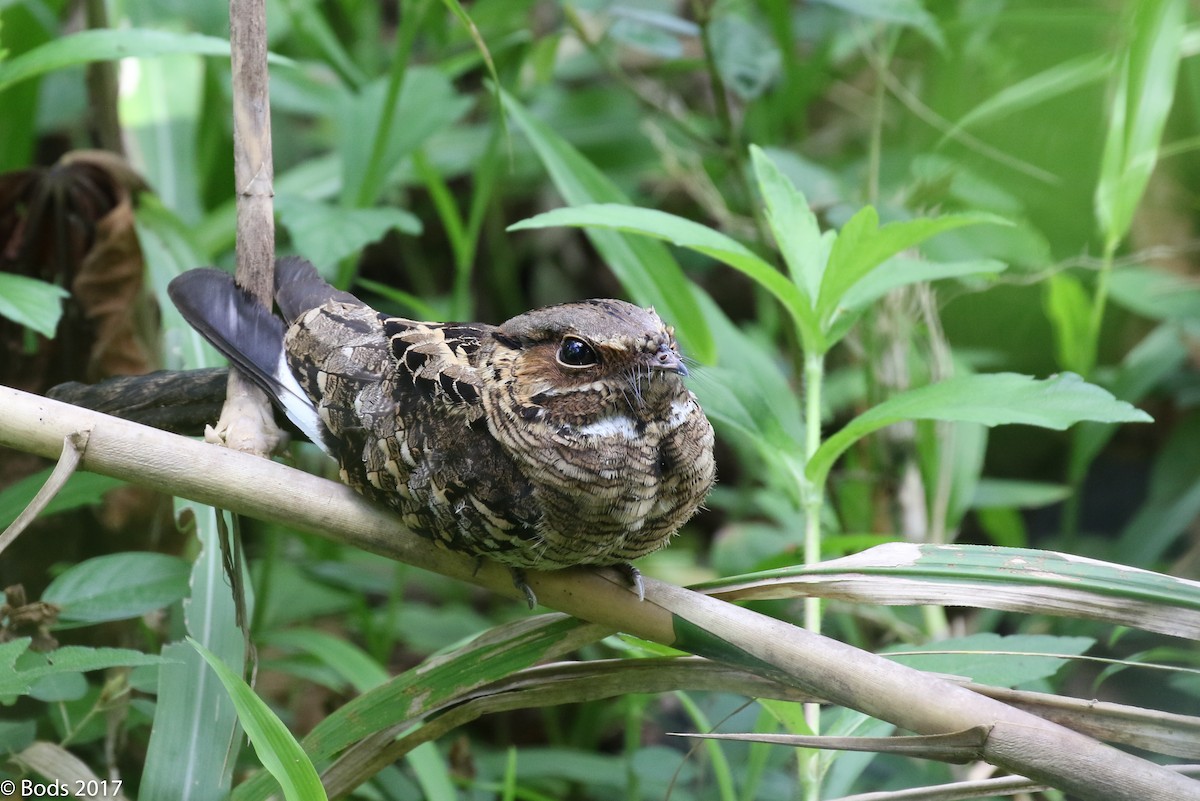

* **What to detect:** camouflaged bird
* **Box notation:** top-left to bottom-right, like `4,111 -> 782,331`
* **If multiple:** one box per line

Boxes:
167,258 -> 715,605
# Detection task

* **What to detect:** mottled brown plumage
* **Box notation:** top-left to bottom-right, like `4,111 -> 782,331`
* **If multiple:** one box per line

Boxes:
168,258 -> 715,603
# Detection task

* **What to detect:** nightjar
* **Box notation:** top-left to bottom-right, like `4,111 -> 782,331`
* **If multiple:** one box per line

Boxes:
167,258 -> 715,605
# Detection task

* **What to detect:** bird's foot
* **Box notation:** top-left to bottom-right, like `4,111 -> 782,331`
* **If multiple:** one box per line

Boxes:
612,562 -> 645,601
510,567 -> 538,609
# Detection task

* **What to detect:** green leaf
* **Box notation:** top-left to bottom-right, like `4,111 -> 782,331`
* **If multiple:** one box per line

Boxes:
337,68 -> 471,208
0,273 -> 69,338
886,633 -> 1094,687
0,469 -> 124,530
1095,0 -> 1184,246
709,13 -> 781,101
828,257 -> 1007,344
258,629 -> 388,694
807,373 -> 1152,486
0,641 -> 163,697
818,208 -> 1006,326
277,197 -> 422,274
749,145 -> 829,303
190,639 -> 327,801
509,203 -> 818,352
0,29 -> 293,93
231,615 -> 604,801
1107,265 -> 1200,321
501,89 -> 715,363
971,479 -> 1072,509
42,552 -> 190,623
1043,272 -> 1095,374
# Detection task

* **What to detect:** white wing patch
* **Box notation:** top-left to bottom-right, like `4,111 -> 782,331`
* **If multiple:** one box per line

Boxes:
273,352 -> 332,455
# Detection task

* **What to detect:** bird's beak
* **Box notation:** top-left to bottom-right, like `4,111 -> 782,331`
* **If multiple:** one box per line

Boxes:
650,344 -> 688,376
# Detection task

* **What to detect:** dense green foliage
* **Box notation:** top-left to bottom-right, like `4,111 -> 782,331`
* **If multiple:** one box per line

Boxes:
2,1 -> 1199,799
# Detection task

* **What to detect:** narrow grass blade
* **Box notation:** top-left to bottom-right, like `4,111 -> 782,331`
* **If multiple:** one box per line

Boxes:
191,638 -> 327,801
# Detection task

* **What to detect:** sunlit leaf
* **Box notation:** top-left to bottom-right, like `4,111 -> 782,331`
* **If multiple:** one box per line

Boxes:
1043,271 -> 1094,374
0,273 -> 68,338
818,208 -> 1006,326
1095,0 -> 1185,246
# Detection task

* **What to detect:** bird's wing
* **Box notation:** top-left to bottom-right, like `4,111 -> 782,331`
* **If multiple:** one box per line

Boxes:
382,317 -> 492,418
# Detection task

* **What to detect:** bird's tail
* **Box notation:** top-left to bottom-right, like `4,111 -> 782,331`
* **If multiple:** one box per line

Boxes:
167,262 -> 332,452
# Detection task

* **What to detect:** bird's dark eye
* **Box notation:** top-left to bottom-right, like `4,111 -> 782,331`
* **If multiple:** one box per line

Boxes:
557,336 -> 599,368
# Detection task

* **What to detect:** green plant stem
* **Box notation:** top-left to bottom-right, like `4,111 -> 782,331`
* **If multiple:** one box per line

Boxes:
800,350 -> 825,801
1062,237 -> 1119,545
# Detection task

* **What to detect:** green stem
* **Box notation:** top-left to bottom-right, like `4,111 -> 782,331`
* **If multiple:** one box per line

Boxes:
1063,236 -> 1118,545
800,351 -> 825,800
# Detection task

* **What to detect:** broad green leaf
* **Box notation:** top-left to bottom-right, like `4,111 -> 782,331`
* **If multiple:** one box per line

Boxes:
0,273 -> 69,338
885,633 -> 1094,687
500,89 -> 715,363
0,469 -> 124,529
0,641 -> 163,697
277,197 -> 421,274
807,373 -> 1152,486
0,29 -> 293,93
817,208 -> 1006,326
509,203 -> 819,351
1043,272 -> 1094,374
749,145 -> 830,303
191,639 -> 327,801
1095,0 -> 1184,246
42,553 -> 190,623
941,54 -> 1110,143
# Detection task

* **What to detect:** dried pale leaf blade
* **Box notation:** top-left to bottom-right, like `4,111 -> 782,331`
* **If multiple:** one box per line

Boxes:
705,543 -> 1200,639
672,725 -> 990,763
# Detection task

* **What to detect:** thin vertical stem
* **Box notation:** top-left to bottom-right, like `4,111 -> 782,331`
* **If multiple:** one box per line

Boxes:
800,350 -> 826,801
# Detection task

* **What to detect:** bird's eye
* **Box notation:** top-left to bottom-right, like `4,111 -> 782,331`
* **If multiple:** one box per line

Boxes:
557,336 -> 599,368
